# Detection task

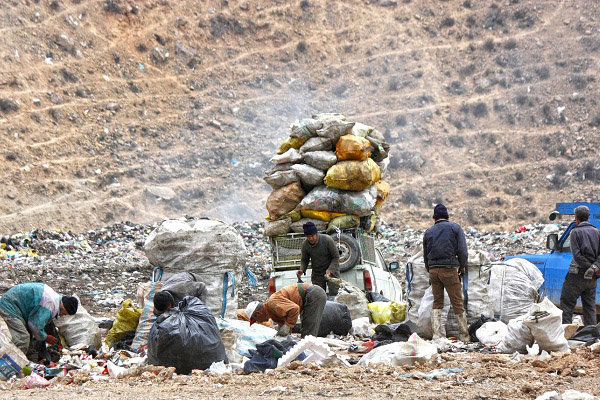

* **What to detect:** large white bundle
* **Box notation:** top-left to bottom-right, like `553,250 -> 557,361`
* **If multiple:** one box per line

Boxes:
358,333 -> 437,366
497,315 -> 534,353
55,300 -> 101,349
489,258 -> 544,323
523,298 -> 569,353
445,250 -> 494,336
144,218 -> 247,318
406,245 -> 429,324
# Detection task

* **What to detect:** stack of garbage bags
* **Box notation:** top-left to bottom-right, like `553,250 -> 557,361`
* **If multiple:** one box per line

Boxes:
263,114 -> 391,236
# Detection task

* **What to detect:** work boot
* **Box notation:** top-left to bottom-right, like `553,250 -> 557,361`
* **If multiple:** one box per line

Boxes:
430,309 -> 443,340
456,311 -> 470,343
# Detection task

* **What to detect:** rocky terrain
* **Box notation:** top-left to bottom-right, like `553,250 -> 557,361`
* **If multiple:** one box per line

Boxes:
0,0 -> 599,234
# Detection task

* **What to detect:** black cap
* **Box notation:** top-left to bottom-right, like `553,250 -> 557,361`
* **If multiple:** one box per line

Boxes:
433,204 -> 449,220
303,221 -> 318,235
62,296 -> 78,315
153,291 -> 174,315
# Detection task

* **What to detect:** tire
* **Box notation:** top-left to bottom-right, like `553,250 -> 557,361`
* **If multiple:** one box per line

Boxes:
329,232 -> 360,272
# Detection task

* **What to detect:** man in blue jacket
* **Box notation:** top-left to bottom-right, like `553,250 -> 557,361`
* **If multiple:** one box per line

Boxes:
560,206 -> 600,326
0,283 -> 78,355
423,204 -> 469,342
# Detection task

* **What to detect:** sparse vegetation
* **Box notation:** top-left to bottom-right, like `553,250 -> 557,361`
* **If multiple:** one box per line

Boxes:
515,171 -> 524,181
466,187 -> 484,197
401,189 -> 421,205
448,135 -> 466,148
483,39 -> 495,52
504,39 -> 517,50
388,77 -> 400,91
395,115 -> 407,126
296,41 -> 307,53
440,17 -> 455,28
535,66 -> 550,80
472,102 -> 488,118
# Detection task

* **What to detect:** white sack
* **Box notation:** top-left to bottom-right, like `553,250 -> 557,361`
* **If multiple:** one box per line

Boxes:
270,148 -> 302,164
497,315 -> 534,353
475,321 -> 508,347
357,333 -> 437,366
291,163 -> 325,187
350,317 -> 375,338
523,297 -> 570,353
417,287 -> 451,339
303,151 -> 338,171
335,282 -> 370,320
55,300 -> 101,349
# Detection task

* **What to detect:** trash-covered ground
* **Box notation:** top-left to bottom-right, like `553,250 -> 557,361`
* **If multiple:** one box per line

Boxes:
3,220 -> 598,399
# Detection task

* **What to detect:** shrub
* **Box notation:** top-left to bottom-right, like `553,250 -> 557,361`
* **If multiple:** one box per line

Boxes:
535,66 -> 550,80
440,17 -> 455,28
296,41 -> 307,53
395,115 -> 407,126
466,187 -> 484,197
483,39 -> 495,52
504,39 -> 517,50
401,189 -> 421,205
515,171 -> 524,181
472,102 -> 488,118
388,77 -> 400,91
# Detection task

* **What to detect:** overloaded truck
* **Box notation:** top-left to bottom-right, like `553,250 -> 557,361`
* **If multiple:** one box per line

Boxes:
268,228 -> 403,302
505,202 -> 600,312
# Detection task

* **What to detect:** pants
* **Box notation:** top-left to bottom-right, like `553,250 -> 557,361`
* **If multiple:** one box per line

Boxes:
0,309 -> 30,354
311,271 -> 340,296
300,285 -> 327,337
429,267 -> 464,315
560,273 -> 597,325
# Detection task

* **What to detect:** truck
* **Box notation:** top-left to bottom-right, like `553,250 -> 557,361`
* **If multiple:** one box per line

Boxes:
505,202 -> 600,312
268,228 -> 403,302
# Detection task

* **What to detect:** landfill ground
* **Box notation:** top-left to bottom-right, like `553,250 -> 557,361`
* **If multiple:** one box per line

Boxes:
3,348 -> 600,400
1,221 -> 598,399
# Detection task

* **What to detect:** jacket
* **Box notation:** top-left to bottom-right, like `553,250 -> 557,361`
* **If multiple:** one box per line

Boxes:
263,283 -> 312,328
423,220 -> 468,269
0,283 -> 62,341
569,222 -> 600,276
300,234 -> 339,275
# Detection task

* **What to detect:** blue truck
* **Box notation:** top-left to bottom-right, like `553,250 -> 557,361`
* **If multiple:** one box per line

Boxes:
505,202 -> 600,313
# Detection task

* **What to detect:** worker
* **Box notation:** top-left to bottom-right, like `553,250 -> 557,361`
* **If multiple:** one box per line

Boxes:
560,206 -> 600,326
296,221 -> 340,296
153,272 -> 207,315
0,283 -> 78,355
245,282 -> 326,337
423,204 -> 470,342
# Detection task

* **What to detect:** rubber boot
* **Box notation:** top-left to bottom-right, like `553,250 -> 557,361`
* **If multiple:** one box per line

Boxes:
457,311 -> 470,343
431,309 -> 443,340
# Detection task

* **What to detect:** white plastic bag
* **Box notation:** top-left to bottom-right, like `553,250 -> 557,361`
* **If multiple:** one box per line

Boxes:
55,298 -> 101,349
357,333 -> 437,366
406,245 -> 429,324
349,317 -> 374,338
334,282 -> 370,320
497,315 -> 534,353
476,321 -> 508,346
216,318 -> 276,358
489,258 -> 544,323
523,297 -> 569,353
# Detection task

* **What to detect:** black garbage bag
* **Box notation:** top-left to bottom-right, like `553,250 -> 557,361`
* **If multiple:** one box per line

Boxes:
318,301 -> 352,337
569,325 -> 600,346
243,338 -> 302,374
148,296 -> 227,374
367,291 -> 390,303
468,315 -> 496,342
371,320 -> 416,342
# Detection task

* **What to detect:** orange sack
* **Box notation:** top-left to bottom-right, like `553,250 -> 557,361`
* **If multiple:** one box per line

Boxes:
336,134 -> 372,161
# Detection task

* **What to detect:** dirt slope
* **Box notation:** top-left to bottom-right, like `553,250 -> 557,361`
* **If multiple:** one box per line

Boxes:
0,0 -> 599,233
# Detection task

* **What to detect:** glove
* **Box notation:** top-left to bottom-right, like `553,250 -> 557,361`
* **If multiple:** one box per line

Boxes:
277,324 -> 290,337
584,264 -> 599,280
458,266 -> 466,276
45,335 -> 58,345
296,270 -> 303,279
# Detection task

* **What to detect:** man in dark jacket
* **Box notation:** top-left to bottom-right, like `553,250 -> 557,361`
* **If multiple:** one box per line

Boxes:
560,206 -> 600,326
423,204 -> 469,342
153,272 -> 207,315
297,222 -> 340,296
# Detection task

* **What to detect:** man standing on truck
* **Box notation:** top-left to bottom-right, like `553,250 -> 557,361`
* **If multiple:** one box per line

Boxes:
423,204 -> 470,342
246,282 -> 327,337
560,206 -> 600,326
296,221 -> 340,296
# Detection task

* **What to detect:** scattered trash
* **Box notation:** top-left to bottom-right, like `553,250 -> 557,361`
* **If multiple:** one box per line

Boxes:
23,373 -> 51,389
277,335 -> 331,368
357,333 -> 437,366
400,367 -> 464,379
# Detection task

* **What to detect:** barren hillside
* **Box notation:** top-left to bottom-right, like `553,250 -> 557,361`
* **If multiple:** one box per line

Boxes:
0,0 -> 599,233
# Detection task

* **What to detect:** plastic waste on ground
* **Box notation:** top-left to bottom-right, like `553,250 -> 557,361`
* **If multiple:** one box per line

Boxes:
334,282 -> 370,320
277,336 -> 332,368
400,367 -> 464,380
497,315 -> 534,354
368,301 -> 406,324
0,328 -> 29,381
357,333 -> 437,367
217,318 -> 277,358
23,373 -> 51,389
350,317 -> 375,338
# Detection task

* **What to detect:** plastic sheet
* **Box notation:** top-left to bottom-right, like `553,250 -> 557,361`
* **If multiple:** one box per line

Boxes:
318,301 -> 352,337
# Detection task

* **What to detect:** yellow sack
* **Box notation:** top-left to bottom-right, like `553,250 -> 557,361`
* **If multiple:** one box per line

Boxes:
368,302 -> 392,324
390,302 -> 406,323
327,215 -> 360,232
104,299 -> 141,348
277,137 -> 307,155
287,209 -> 302,222
325,159 -> 381,191
368,301 -> 406,324
301,209 -> 345,222
336,134 -> 372,161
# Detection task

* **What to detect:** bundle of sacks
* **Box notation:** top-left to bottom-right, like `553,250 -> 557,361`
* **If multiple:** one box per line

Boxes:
264,113 -> 391,236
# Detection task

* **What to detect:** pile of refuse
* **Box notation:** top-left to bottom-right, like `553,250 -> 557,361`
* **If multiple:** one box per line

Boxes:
263,114 -> 391,236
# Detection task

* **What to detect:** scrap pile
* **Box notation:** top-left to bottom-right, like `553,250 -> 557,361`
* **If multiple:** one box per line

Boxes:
263,114 -> 391,236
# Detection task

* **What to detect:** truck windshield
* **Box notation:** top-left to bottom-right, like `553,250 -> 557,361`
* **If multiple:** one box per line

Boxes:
560,232 -> 571,253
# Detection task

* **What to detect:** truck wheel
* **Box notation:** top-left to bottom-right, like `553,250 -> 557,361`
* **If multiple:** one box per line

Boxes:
329,233 -> 360,272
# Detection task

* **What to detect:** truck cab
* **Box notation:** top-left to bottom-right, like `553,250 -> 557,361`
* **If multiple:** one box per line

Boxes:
505,202 -> 600,311
268,228 -> 403,302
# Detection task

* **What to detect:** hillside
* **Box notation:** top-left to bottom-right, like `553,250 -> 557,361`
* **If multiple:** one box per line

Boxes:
1,0 -> 599,233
